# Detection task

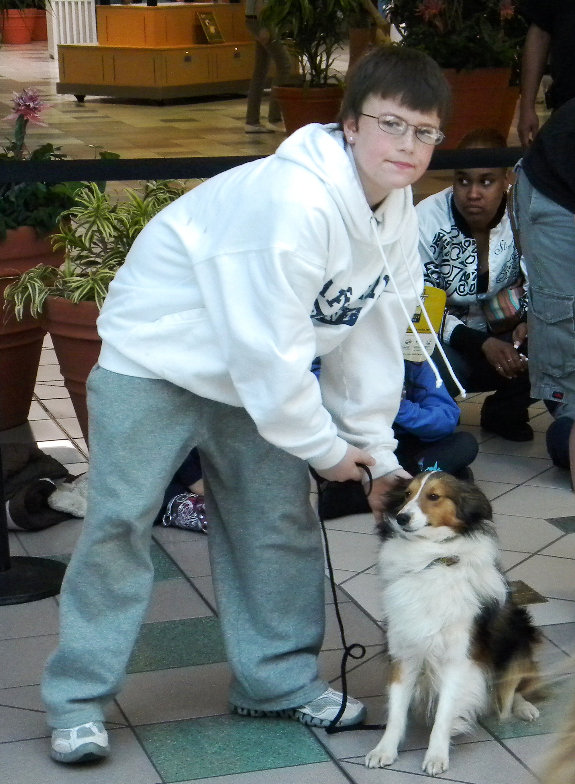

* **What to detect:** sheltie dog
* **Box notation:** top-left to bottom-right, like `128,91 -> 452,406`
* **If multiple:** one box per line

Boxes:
365,471 -> 541,777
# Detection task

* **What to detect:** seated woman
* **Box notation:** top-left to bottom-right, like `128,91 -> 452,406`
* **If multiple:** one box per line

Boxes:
417,128 -> 532,441
317,358 -> 478,519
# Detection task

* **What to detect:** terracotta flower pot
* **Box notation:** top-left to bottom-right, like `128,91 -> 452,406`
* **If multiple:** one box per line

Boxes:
440,68 -> 519,149
0,9 -> 34,45
30,9 -> 47,42
0,227 -> 63,431
272,85 -> 345,136
42,297 -> 101,443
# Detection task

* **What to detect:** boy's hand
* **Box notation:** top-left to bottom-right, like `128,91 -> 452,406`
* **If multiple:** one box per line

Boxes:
367,471 -> 411,523
317,445 -> 375,483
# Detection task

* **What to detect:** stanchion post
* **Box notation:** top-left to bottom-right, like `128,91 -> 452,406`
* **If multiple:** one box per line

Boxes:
0,444 -> 67,605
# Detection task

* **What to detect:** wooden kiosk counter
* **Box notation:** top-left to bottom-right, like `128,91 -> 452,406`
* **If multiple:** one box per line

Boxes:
57,1 -> 256,101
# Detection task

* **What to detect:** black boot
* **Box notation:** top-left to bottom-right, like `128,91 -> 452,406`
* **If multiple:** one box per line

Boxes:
317,480 -> 370,519
480,393 -> 533,441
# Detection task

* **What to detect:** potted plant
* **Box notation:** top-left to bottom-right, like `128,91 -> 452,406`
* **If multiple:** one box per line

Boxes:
0,86 -> 118,431
0,87 -> 76,430
261,0 -> 361,134
0,0 -> 46,44
29,0 -> 48,42
4,179 -> 188,440
384,0 -> 528,147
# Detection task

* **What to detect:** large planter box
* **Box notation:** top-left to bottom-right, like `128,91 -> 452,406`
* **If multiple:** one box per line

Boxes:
0,228 -> 63,431
441,68 -> 519,149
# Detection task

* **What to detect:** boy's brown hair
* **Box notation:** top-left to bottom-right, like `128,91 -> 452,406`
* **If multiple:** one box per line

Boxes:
339,45 -> 451,128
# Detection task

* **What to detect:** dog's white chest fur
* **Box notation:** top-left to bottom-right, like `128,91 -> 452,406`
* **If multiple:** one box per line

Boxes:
379,533 -> 506,655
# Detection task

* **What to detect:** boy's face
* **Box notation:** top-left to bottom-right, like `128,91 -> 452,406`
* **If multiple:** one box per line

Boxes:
343,96 -> 440,208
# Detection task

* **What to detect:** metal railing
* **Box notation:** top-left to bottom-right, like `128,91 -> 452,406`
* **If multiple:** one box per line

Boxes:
47,0 -> 98,59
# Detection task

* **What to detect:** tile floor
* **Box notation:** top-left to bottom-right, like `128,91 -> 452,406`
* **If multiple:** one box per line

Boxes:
1,40 -> 573,784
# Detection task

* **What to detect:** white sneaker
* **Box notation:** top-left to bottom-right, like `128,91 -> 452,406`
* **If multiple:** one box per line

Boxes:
293,687 -> 367,727
244,123 -> 275,133
51,721 -> 110,764
232,687 -> 367,728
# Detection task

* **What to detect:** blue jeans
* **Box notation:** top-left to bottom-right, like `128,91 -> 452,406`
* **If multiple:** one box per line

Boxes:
515,165 -> 575,406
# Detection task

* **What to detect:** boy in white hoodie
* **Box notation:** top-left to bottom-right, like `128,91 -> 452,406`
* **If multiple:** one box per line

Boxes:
42,45 -> 451,764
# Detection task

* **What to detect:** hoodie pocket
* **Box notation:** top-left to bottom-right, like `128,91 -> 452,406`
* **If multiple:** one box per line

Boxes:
530,287 -> 575,377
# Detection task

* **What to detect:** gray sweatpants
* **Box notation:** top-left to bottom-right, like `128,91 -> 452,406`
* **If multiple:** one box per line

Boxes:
42,366 -> 327,728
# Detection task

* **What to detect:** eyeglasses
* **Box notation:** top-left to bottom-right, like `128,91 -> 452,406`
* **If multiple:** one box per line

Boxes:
360,113 -> 445,146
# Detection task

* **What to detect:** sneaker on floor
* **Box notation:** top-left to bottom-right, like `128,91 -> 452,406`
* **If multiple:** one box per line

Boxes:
232,687 -> 367,728
244,123 -> 275,134
294,687 -> 367,727
51,721 -> 110,764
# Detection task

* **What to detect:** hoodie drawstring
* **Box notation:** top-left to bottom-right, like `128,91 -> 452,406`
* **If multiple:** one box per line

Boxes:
370,217 -> 467,399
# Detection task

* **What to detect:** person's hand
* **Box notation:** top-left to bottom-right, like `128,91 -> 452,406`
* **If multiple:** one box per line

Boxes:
366,471 -> 411,524
317,444 -> 375,483
518,107 -> 540,148
482,336 -> 528,379
512,321 -> 528,349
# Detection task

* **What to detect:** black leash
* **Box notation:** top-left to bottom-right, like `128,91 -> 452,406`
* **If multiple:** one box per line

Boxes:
315,463 -> 386,734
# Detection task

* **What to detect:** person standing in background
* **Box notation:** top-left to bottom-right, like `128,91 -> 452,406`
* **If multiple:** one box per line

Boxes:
244,0 -> 292,133
517,0 -> 575,147
515,98 -> 575,490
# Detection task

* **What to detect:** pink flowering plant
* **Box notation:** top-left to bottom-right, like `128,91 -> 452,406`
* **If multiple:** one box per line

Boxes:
386,0 -> 527,73
0,87 -> 78,241
0,87 -> 111,242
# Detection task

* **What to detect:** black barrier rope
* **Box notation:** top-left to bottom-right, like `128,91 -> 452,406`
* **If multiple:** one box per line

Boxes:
0,146 -> 523,184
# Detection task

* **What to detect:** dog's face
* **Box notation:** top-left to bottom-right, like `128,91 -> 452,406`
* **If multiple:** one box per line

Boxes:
383,471 -> 492,539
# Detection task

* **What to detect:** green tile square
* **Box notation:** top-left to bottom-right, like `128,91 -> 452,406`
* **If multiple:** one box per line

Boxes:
509,580 -> 548,606
48,540 -> 182,582
151,540 -> 184,581
135,715 -> 330,782
546,515 -> 575,534
481,682 -> 571,739
128,617 -> 227,673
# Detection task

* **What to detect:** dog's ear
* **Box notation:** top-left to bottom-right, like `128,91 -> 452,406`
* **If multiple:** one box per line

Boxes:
375,477 -> 410,540
385,476 -> 411,516
456,481 -> 492,527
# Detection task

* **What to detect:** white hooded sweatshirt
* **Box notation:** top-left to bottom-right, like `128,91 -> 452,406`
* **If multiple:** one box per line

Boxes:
97,123 -> 423,478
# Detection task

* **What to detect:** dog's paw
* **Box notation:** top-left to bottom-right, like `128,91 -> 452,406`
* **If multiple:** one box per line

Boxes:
365,745 -> 398,768
514,698 -> 540,722
422,751 -> 449,777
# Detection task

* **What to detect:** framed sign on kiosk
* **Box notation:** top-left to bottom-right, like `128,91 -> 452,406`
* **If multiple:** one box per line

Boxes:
197,11 -> 224,43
